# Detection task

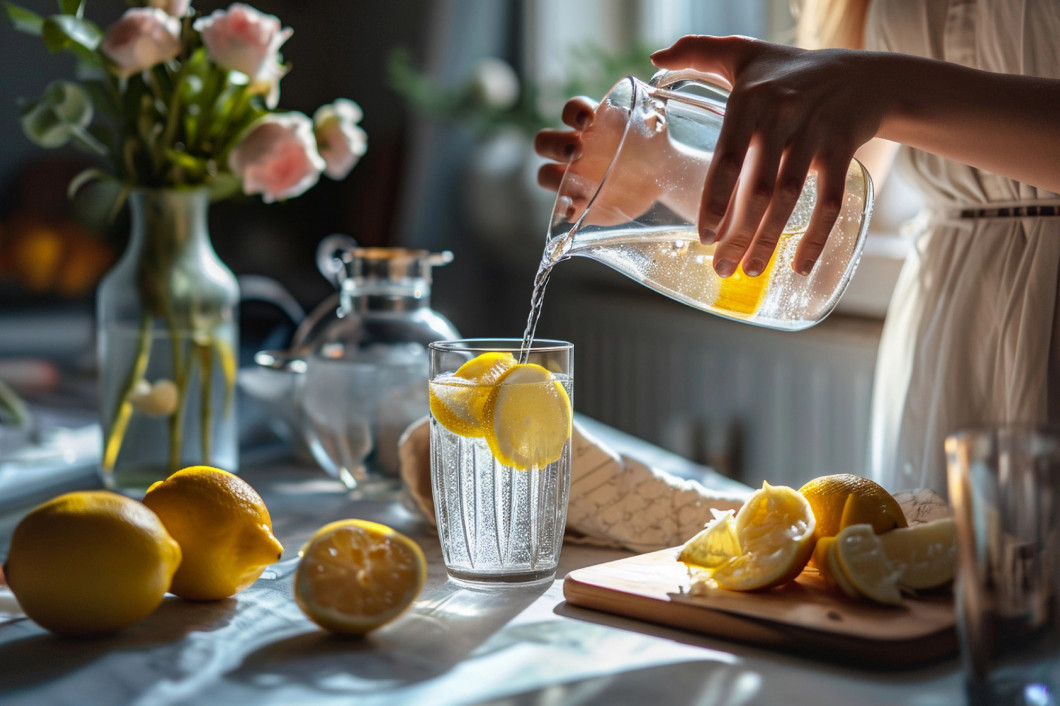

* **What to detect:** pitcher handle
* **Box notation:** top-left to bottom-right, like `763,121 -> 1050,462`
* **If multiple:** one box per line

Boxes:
647,69 -> 729,114
315,233 -> 358,287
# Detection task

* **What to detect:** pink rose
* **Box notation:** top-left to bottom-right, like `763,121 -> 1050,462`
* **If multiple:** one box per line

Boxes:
101,8 -> 182,78
313,99 -> 367,180
147,0 -> 191,17
228,113 -> 325,203
193,4 -> 292,82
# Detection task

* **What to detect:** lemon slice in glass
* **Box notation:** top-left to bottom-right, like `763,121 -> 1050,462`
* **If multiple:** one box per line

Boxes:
483,363 -> 572,471
294,519 -> 426,635
429,352 -> 515,437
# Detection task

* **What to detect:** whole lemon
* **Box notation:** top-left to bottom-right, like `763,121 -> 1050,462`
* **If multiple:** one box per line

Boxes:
4,490 -> 181,636
142,466 -> 283,601
798,473 -> 908,543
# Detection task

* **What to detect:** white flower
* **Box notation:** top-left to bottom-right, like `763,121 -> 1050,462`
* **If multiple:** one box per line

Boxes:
228,112 -> 325,203
101,8 -> 182,78
313,99 -> 367,180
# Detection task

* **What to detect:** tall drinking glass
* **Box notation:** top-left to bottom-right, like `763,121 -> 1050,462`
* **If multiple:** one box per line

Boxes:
946,425 -> 1060,706
428,339 -> 573,586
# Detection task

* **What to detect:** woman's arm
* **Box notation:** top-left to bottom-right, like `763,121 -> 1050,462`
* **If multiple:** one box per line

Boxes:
650,35 -> 1060,278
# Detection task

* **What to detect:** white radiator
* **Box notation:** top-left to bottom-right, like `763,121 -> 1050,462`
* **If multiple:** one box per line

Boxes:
542,272 -> 883,489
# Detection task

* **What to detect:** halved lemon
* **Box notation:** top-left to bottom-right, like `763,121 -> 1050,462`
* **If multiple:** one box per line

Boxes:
878,517 -> 956,591
833,523 -> 904,606
483,363 -> 572,471
429,352 -> 516,437
709,482 -> 816,591
294,519 -> 426,635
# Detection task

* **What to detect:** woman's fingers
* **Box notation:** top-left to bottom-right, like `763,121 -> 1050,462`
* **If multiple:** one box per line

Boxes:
698,97 -> 757,247
534,129 -> 582,163
650,34 -> 753,88
537,162 -> 567,192
561,96 -> 597,129
743,147 -> 816,275
795,157 -> 849,275
712,136 -> 786,277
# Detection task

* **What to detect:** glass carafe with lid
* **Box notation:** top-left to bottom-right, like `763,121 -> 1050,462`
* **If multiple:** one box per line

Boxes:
545,70 -> 874,331
301,235 -> 460,490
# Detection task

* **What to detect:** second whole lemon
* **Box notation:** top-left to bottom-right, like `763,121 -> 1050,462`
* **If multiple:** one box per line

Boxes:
3,491 -> 181,636
142,466 -> 283,601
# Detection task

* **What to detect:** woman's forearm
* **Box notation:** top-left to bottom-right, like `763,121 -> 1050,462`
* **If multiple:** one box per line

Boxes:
871,51 -> 1060,194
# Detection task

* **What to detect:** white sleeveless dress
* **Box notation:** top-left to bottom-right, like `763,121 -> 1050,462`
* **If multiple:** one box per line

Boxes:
865,0 -> 1060,495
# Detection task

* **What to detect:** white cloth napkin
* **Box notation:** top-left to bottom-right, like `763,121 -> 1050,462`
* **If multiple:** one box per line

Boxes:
398,417 -> 749,553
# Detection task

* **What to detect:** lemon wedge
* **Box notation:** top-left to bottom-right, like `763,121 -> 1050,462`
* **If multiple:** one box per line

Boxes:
429,352 -> 515,437
678,509 -> 740,570
483,363 -> 572,471
878,517 -> 956,591
812,535 -> 862,599
833,523 -> 904,606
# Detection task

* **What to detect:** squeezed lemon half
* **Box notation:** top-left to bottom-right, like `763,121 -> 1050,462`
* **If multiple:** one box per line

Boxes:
680,482 -> 816,591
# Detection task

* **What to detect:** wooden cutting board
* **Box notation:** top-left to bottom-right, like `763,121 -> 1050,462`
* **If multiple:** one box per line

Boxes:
563,548 -> 957,668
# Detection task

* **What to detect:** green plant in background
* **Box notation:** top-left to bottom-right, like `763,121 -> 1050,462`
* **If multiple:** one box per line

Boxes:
388,42 -> 659,136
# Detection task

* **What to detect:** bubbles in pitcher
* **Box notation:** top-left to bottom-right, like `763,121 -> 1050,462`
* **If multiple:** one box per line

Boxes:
786,173 -> 817,234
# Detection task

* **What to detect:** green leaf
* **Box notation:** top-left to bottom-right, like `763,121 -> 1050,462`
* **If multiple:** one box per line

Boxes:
164,148 -> 206,175
58,0 -> 85,17
3,2 -> 42,35
41,14 -> 102,54
19,79 -> 94,148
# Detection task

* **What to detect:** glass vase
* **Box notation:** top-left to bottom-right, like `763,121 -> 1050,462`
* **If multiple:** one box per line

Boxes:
96,188 -> 239,492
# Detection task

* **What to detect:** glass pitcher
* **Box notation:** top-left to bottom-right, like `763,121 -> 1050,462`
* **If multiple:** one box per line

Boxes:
301,235 -> 460,491
545,70 -> 874,331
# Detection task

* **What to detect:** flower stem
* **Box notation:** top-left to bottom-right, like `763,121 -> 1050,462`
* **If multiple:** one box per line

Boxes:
102,312 -> 152,471
196,339 -> 213,463
166,311 -> 187,474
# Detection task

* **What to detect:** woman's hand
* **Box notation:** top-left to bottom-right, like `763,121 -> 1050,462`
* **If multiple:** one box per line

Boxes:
534,93 -> 678,227
651,35 -> 886,277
